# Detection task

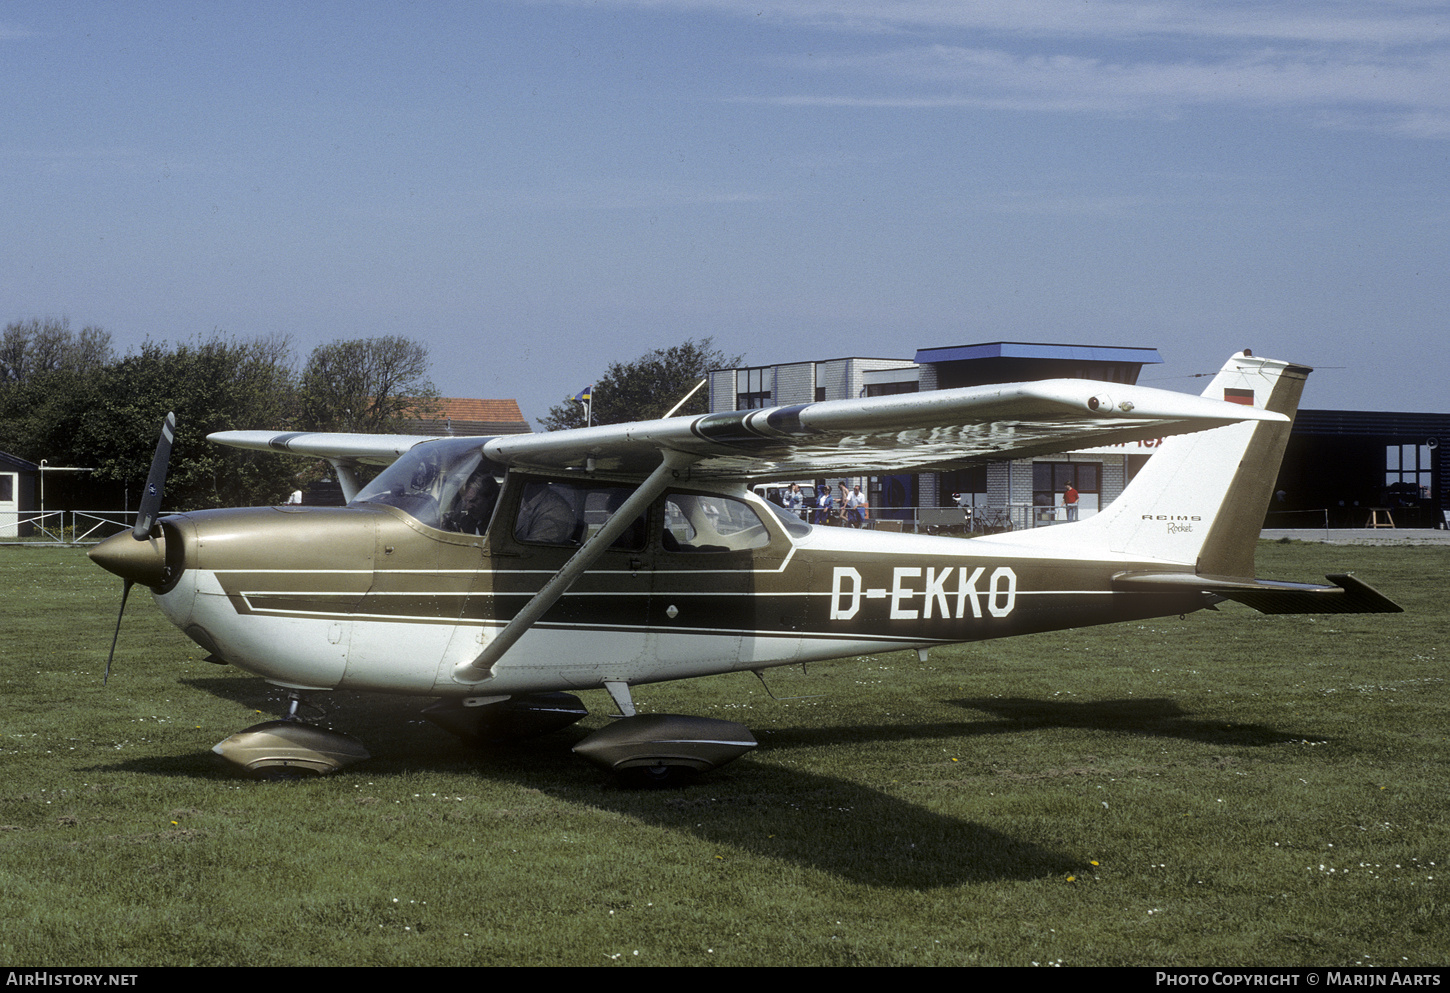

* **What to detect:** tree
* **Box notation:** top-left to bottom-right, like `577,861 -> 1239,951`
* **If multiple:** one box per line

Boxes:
538,337 -> 742,431
79,335 -> 302,509
0,317 -> 113,384
0,332 -> 302,510
299,336 -> 440,433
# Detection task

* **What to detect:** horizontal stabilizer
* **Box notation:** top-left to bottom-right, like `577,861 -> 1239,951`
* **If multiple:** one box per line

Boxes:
1113,572 -> 1402,615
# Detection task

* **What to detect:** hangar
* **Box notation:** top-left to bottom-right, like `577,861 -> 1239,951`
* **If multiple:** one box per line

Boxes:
1272,409 -> 1446,530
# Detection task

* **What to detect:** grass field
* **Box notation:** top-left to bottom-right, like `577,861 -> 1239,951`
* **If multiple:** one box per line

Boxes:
1,541 -> 1445,967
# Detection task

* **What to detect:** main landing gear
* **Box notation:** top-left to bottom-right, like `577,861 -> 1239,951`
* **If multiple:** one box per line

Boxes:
570,681 -> 757,787
210,685 -> 757,786
572,713 -> 757,786
424,683 -> 757,786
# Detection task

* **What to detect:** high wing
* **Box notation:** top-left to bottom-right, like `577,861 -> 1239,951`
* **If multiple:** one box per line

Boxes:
206,430 -> 435,466
211,378 -> 1285,483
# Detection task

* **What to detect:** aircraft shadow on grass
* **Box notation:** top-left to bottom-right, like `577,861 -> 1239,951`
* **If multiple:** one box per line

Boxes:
946,696 -> 1319,748
90,677 -> 1092,889
99,678 -> 1331,887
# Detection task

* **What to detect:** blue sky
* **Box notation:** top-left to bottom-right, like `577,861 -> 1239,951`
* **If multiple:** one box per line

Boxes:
5,1 -> 1448,423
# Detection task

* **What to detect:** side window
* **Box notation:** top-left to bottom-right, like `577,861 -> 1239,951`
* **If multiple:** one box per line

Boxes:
513,480 -> 645,549
661,493 -> 770,553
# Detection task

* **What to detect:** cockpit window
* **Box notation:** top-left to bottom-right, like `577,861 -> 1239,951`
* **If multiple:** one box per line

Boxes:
351,438 -> 504,533
661,493 -> 771,553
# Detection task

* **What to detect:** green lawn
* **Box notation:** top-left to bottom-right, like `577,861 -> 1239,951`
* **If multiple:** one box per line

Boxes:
1,542 -> 1444,966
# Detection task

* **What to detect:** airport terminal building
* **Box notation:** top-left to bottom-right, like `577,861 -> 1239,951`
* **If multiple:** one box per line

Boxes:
709,342 -> 1448,531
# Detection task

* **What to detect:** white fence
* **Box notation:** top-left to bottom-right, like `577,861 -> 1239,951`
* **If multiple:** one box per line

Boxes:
0,509 -> 160,545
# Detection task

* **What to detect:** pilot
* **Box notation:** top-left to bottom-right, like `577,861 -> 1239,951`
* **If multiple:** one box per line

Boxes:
443,468 -> 500,535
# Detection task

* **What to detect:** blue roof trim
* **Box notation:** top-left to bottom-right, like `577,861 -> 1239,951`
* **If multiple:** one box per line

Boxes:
914,342 -> 1163,366
1,451 -> 39,472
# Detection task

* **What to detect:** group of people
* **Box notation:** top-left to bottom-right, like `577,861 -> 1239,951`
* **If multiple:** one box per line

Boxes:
780,481 -> 870,528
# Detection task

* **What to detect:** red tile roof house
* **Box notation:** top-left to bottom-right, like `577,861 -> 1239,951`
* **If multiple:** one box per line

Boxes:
400,398 -> 533,437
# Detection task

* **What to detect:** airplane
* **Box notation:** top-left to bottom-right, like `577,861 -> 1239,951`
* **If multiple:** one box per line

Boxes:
89,351 -> 1401,783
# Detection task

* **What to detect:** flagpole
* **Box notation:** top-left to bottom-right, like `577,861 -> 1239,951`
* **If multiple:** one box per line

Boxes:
574,385 -> 593,428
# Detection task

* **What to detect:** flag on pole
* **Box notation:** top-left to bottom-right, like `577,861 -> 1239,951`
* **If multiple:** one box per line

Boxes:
574,385 -> 593,427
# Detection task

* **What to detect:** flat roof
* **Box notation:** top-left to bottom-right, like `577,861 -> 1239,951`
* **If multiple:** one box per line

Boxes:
712,356 -> 912,373
914,342 -> 1163,366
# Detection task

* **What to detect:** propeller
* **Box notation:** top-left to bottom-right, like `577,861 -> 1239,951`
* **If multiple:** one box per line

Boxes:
103,581 -> 134,686
96,411 -> 176,684
134,411 -> 176,539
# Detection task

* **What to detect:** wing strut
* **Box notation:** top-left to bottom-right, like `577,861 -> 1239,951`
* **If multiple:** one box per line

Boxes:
451,449 -> 700,684
326,459 -> 364,503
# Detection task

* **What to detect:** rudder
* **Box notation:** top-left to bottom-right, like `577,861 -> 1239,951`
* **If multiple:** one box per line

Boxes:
1090,351 -> 1310,574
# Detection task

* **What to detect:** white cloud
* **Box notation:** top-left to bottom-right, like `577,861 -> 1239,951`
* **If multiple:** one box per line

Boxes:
556,0 -> 1450,133
798,44 -> 1450,110
0,22 -> 40,40
562,0 -> 1450,47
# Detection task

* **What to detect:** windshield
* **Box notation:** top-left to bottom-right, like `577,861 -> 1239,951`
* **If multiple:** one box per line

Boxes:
351,438 -> 505,533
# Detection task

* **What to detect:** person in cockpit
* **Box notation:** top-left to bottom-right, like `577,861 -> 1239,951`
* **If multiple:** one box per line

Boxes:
443,468 -> 500,535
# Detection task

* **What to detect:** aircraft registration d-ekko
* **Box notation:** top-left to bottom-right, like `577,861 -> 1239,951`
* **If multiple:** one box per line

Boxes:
91,351 -> 1401,783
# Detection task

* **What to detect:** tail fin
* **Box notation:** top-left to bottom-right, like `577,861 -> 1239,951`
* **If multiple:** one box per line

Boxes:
1087,351 -> 1310,575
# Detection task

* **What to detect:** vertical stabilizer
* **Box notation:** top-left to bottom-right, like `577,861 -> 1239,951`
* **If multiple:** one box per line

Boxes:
1088,352 -> 1310,575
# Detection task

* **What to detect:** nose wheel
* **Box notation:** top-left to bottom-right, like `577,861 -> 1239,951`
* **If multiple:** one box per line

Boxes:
279,689 -> 325,723
212,690 -> 370,778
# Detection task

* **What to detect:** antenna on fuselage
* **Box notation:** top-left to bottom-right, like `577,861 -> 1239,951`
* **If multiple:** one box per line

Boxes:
750,669 -> 825,702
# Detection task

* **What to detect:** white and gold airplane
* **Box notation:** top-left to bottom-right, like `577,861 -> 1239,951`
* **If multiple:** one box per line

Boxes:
90,351 -> 1399,782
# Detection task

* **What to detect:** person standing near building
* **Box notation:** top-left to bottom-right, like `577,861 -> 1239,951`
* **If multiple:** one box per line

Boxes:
846,484 -> 866,528
814,484 -> 833,525
1063,482 -> 1079,521
785,482 -> 805,520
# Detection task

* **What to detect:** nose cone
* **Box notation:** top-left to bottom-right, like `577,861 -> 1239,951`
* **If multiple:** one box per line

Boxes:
89,530 -> 170,588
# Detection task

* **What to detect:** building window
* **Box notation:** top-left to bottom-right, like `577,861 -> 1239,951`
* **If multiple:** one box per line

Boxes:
736,367 -> 773,409
938,466 -> 987,507
1034,462 -> 1100,520
1385,444 -> 1433,503
865,381 -> 918,398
